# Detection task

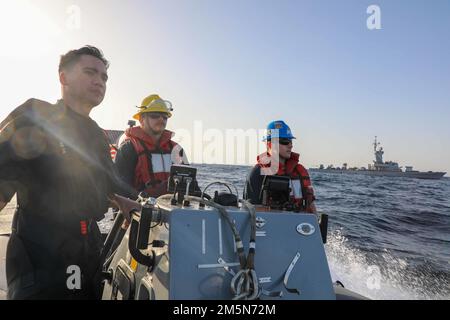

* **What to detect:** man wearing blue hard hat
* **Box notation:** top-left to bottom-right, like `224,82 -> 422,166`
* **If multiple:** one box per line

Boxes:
243,120 -> 317,214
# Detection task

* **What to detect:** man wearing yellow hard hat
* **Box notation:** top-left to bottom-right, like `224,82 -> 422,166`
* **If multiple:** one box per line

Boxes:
114,94 -> 187,198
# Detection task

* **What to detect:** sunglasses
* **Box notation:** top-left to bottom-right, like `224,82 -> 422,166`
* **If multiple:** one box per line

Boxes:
146,113 -> 168,120
267,138 -> 292,145
276,138 -> 293,145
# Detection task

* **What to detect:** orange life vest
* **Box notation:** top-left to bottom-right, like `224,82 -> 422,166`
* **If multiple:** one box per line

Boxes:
257,152 -> 315,212
122,126 -> 184,197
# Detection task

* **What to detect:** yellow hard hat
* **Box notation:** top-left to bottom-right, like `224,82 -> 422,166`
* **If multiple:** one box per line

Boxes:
132,94 -> 173,120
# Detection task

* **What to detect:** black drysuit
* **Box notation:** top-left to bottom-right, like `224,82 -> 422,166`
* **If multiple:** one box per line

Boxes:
0,99 -> 127,299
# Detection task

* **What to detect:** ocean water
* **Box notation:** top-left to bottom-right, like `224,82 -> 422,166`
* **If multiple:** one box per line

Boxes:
193,163 -> 450,300
1,164 -> 449,300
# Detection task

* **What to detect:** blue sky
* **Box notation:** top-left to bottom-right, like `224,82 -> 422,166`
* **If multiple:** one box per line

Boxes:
0,0 -> 449,172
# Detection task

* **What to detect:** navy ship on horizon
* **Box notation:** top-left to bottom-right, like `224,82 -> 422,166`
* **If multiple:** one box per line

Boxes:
310,137 -> 446,180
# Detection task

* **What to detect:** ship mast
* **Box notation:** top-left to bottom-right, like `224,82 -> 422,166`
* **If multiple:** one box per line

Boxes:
373,136 -> 384,164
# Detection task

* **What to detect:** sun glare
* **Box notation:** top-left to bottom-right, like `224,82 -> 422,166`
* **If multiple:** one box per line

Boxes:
0,0 -> 63,59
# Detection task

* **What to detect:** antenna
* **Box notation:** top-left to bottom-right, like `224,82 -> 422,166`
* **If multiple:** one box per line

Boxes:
373,136 -> 381,152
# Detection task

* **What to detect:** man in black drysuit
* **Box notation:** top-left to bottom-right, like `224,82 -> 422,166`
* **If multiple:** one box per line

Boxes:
0,46 -> 139,299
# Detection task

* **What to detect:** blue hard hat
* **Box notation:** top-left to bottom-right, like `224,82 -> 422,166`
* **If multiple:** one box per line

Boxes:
263,120 -> 296,141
